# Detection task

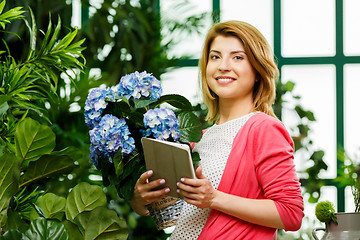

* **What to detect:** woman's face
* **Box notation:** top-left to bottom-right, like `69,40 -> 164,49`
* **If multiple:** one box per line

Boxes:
206,35 -> 257,104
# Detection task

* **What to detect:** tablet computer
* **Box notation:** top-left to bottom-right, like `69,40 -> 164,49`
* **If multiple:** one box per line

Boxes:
141,137 -> 197,198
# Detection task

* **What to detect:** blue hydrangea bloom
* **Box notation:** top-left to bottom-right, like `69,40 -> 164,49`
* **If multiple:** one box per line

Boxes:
84,87 -> 115,128
142,108 -> 181,141
116,71 -> 162,100
89,114 -> 135,163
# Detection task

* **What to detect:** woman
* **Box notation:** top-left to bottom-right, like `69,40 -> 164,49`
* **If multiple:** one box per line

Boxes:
131,20 -> 304,239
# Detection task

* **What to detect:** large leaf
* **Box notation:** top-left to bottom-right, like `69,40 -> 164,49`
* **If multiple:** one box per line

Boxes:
178,111 -> 203,143
157,94 -> 193,111
0,152 -> 20,228
65,182 -> 107,221
23,218 -> 69,240
74,206 -> 128,240
19,154 -> 76,188
14,118 -> 56,165
63,220 -> 82,240
0,229 -> 24,240
30,193 -> 66,221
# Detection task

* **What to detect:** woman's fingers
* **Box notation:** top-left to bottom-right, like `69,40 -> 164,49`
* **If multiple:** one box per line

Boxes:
134,170 -> 171,203
176,174 -> 217,208
137,170 -> 164,191
138,170 -> 153,184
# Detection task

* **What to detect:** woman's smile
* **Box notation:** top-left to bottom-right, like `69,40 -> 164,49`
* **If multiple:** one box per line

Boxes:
216,76 -> 236,84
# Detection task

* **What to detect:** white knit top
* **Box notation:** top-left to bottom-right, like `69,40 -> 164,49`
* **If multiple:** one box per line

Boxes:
169,112 -> 258,240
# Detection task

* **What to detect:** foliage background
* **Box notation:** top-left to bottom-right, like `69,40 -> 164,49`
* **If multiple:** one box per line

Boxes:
1,0 -> 207,239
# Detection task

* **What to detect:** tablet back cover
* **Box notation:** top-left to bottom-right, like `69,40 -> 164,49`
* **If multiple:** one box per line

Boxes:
141,137 -> 196,198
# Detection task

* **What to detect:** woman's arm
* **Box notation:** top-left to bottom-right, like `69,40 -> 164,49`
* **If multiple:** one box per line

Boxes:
177,167 -> 285,229
131,170 -> 170,216
210,190 -> 284,229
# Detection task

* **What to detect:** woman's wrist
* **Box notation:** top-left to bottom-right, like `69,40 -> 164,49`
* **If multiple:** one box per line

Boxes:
130,199 -> 149,216
209,190 -> 225,210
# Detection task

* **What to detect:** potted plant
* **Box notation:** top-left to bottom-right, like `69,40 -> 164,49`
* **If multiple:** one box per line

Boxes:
84,71 -> 203,230
312,150 -> 360,240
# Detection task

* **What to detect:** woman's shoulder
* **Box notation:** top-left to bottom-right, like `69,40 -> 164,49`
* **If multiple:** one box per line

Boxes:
245,113 -> 291,142
248,112 -> 285,129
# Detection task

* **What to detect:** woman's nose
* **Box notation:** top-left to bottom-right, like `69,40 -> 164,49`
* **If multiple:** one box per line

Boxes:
218,58 -> 231,71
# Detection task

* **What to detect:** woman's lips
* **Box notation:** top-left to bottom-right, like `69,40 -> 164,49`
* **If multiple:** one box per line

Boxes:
216,77 -> 236,84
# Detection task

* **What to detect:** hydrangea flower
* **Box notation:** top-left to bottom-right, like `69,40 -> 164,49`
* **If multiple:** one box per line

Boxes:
142,108 -> 181,141
116,71 -> 162,100
89,114 -> 135,163
84,87 -> 115,128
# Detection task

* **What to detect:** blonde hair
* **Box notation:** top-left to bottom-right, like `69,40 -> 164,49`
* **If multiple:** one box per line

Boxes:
199,20 -> 279,122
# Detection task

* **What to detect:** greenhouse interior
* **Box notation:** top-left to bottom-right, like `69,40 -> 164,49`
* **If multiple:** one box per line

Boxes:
1,0 -> 359,239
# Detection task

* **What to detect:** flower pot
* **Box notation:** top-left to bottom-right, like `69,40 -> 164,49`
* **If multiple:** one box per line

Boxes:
312,212 -> 360,240
147,196 -> 184,230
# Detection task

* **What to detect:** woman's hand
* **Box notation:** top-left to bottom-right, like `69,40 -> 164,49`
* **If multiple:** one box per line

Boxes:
176,166 -> 218,209
177,167 -> 285,229
131,170 -> 170,216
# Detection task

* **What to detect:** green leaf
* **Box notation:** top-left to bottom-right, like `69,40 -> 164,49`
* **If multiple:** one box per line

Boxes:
133,98 -> 157,109
19,154 -> 76,188
0,152 -> 20,228
24,218 -> 69,240
117,151 -> 142,182
295,105 -> 315,121
310,150 -> 325,162
27,8 -> 37,52
47,15 -> 61,53
74,206 -> 128,240
63,220 -> 82,240
117,171 -> 141,201
306,111 -> 316,121
0,1 -> 5,14
38,14 -> 53,56
14,118 -> 56,165
32,193 -> 66,221
0,3 -> 24,30
284,81 -> 295,92
113,153 -> 146,201
297,124 -> 309,137
53,25 -> 77,50
65,182 -> 107,221
157,94 -> 193,111
0,229 -> 24,240
178,111 -> 203,143
191,152 -> 200,164
113,151 -> 124,176
0,99 -> 9,116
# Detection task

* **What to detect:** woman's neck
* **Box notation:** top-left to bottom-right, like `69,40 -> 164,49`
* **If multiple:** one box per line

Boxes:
217,97 -> 254,125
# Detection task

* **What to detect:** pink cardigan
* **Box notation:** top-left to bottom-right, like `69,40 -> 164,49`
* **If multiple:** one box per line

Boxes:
197,113 -> 304,240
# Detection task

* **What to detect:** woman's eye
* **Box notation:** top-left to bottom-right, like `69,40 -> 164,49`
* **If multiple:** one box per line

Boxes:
210,55 -> 219,60
234,56 -> 244,60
